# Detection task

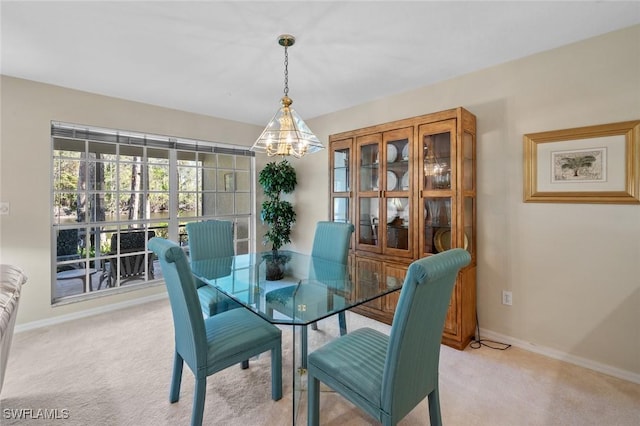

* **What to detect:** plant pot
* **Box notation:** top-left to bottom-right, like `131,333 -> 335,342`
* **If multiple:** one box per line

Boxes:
263,252 -> 290,281
265,260 -> 285,281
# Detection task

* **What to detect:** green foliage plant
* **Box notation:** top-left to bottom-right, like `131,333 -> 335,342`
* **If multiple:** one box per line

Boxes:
258,159 -> 297,256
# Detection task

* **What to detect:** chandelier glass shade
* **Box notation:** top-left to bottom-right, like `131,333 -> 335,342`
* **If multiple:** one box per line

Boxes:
251,34 -> 324,159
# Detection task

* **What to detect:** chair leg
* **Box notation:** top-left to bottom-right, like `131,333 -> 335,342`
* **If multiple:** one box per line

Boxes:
338,311 -> 347,336
301,326 -> 308,369
271,344 -> 283,400
191,377 -> 206,426
170,352 -> 184,403
307,373 -> 320,426
241,359 -> 249,369
428,387 -> 443,426
310,321 -> 318,331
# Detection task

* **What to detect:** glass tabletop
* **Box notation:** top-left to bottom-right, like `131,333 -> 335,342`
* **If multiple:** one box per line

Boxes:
190,250 -> 402,326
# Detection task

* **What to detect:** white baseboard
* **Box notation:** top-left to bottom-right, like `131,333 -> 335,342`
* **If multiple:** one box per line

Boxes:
13,298 -> 639,385
478,328 -> 640,385
14,292 -> 168,334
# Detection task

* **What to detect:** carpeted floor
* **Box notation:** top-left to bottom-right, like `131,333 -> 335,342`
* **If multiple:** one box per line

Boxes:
1,298 -> 639,425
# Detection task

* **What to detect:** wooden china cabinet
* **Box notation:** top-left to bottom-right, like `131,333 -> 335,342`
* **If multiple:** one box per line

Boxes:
329,107 -> 477,350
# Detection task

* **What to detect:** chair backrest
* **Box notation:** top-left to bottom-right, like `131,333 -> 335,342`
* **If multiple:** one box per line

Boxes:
381,248 -> 471,423
311,221 -> 354,264
309,222 -> 354,284
109,231 -> 156,282
186,220 -> 234,262
112,231 -> 156,252
57,229 -> 79,257
148,237 -> 207,371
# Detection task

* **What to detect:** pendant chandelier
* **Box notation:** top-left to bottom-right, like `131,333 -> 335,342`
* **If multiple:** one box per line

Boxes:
251,34 -> 324,159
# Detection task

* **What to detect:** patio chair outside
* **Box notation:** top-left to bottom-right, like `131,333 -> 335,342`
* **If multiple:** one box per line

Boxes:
103,230 -> 155,288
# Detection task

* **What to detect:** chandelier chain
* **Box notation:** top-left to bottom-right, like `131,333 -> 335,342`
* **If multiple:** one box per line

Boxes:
283,45 -> 289,97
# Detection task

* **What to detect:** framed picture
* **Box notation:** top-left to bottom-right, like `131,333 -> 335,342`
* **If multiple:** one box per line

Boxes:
524,120 -> 640,204
224,173 -> 234,192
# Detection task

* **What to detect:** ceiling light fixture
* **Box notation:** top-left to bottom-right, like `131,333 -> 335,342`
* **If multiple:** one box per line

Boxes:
251,34 -> 324,158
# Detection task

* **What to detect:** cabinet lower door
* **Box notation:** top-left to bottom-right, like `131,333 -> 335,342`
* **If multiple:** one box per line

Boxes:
382,263 -> 406,315
354,257 -> 382,311
443,282 -> 459,336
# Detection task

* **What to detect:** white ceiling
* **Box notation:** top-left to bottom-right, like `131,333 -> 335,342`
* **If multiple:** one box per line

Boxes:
2,1 -> 639,126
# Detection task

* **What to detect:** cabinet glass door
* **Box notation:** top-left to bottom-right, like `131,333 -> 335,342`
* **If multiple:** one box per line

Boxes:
419,120 -> 456,256
356,134 -> 382,253
333,147 -> 350,193
330,139 -> 353,227
461,130 -> 475,256
423,196 -> 453,254
423,131 -> 451,190
381,128 -> 412,257
359,142 -> 380,192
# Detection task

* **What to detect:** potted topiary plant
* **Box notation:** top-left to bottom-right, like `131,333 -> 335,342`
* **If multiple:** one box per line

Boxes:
258,159 -> 297,280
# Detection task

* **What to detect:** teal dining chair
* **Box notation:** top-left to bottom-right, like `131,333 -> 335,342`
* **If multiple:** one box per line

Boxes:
266,221 -> 353,331
266,221 -> 353,327
148,237 -> 282,426
265,221 -> 354,368
307,248 -> 471,426
186,220 -> 241,318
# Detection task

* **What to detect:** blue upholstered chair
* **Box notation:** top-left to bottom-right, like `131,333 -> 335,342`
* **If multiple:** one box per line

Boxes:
265,221 -> 353,329
186,220 -> 241,318
148,237 -> 282,426
307,248 -> 471,426
265,221 -> 353,368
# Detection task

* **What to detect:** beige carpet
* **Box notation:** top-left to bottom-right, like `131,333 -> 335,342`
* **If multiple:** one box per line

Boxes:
1,298 -> 639,425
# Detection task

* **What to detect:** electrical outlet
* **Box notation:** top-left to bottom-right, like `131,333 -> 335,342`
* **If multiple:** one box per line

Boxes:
502,290 -> 512,306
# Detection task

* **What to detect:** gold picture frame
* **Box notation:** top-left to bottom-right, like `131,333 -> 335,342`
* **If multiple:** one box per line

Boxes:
524,120 -> 640,204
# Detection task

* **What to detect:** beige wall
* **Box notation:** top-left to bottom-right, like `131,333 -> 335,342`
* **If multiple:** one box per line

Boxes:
293,25 -> 640,378
1,25 -> 638,379
0,76 -> 262,324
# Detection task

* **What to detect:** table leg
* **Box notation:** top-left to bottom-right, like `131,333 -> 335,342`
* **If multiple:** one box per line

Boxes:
292,323 -> 309,425
301,325 -> 308,370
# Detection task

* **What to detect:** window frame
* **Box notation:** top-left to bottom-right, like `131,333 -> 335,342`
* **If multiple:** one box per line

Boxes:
51,122 -> 256,305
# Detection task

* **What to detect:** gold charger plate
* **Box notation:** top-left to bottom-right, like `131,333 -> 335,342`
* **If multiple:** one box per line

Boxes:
434,228 -> 469,252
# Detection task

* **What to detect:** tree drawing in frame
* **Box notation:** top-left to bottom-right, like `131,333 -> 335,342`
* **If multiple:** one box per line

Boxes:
552,148 -> 606,183
523,120 -> 640,204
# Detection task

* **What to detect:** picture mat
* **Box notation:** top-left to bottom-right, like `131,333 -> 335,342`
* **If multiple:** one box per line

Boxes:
536,135 -> 625,192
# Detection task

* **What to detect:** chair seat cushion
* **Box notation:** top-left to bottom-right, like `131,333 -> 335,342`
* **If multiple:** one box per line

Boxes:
266,283 -> 331,321
265,284 -> 298,307
307,327 -> 388,407
197,285 -> 240,317
204,307 -> 281,371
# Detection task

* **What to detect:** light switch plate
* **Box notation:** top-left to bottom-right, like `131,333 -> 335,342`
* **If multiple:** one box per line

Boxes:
0,202 -> 10,215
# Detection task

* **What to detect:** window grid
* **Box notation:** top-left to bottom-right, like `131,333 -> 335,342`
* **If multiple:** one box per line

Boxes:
52,124 -> 254,305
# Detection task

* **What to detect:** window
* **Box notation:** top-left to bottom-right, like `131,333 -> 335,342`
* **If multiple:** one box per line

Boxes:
51,122 -> 255,304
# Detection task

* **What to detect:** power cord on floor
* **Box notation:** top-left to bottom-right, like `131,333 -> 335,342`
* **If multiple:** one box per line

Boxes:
469,312 -> 511,350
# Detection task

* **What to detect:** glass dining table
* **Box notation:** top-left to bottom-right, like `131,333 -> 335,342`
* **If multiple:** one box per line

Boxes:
190,250 -> 403,425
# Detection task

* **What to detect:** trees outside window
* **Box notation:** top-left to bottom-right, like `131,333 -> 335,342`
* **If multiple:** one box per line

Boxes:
51,123 -> 254,303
